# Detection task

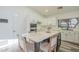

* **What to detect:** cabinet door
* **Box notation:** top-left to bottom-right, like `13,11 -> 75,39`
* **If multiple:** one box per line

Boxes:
68,31 -> 74,42
61,31 -> 75,42
66,31 -> 76,42
66,31 -> 79,43
61,31 -> 68,41
61,31 -> 66,40
74,32 -> 79,43
78,32 -> 79,43
65,32 -> 70,41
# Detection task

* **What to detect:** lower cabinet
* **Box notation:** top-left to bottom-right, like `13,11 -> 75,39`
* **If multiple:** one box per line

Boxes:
61,30 -> 79,44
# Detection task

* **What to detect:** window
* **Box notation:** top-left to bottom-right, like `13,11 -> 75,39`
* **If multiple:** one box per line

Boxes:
58,19 -> 69,30
58,17 -> 79,30
69,18 -> 78,29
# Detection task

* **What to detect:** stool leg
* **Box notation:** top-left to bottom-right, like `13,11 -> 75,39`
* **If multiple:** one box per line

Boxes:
34,42 -> 40,52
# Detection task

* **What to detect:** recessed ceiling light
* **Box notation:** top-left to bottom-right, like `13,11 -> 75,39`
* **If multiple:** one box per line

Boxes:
45,9 -> 48,12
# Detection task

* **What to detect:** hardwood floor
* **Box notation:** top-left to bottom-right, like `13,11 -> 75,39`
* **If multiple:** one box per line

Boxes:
0,39 -> 79,52
59,40 -> 79,52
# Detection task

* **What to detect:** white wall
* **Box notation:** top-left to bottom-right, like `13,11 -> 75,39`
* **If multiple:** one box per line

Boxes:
0,7 -> 18,39
0,7 -> 43,39
19,7 -> 43,34
53,10 -> 79,19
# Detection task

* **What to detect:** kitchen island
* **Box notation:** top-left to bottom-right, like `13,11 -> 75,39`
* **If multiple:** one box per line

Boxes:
19,31 -> 61,52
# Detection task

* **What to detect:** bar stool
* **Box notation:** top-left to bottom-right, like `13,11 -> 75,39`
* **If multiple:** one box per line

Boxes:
40,35 -> 57,52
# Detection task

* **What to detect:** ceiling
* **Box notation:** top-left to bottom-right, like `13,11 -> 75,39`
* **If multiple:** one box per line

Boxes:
28,6 -> 79,17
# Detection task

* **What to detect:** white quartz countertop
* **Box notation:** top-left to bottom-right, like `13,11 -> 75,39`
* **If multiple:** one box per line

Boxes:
22,31 -> 60,43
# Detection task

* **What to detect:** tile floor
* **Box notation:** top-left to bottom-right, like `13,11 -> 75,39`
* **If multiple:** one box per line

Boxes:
0,39 -> 23,52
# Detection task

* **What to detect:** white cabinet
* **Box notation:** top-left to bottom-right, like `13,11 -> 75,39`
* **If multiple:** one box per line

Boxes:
61,30 -> 79,44
61,31 -> 69,41
73,32 -> 79,43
